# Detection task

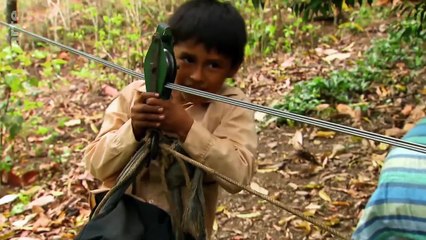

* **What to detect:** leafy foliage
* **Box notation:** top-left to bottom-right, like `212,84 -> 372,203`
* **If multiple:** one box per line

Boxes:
291,0 -> 374,22
273,18 -> 425,119
0,44 -> 36,170
392,1 -> 426,36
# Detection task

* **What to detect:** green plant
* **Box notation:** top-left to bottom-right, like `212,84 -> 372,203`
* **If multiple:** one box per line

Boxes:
393,0 -> 426,34
273,16 -> 425,121
291,0 -> 374,23
0,44 -> 39,163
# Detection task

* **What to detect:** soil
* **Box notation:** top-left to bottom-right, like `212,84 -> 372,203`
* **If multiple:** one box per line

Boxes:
1,13 -> 425,240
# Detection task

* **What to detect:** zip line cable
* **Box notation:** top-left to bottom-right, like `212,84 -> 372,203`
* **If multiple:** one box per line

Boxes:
2,21 -> 426,155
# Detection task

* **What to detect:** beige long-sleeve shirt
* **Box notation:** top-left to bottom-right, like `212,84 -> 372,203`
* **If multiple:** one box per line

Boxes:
83,80 -> 258,237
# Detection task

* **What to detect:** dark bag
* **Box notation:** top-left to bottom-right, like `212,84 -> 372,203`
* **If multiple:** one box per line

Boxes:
75,142 -> 175,240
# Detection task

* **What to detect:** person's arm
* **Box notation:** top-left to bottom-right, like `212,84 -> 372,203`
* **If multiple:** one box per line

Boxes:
182,101 -> 258,193
83,81 -> 142,181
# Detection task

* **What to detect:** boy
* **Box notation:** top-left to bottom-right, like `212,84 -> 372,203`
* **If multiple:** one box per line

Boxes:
83,0 -> 258,238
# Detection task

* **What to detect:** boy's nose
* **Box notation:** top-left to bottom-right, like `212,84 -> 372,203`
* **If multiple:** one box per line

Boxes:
190,65 -> 204,82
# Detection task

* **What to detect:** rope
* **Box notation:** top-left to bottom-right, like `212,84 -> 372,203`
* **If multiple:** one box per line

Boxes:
91,135 -> 152,217
160,144 -> 350,240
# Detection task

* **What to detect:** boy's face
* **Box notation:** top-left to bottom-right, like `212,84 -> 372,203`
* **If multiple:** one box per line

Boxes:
173,39 -> 238,104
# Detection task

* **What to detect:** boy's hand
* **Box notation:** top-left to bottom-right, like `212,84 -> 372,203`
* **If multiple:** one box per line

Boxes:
130,91 -> 194,142
145,97 -> 194,142
131,92 -> 164,141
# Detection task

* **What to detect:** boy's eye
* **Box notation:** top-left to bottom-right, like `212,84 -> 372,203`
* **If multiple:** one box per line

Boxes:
207,61 -> 221,69
180,55 -> 195,64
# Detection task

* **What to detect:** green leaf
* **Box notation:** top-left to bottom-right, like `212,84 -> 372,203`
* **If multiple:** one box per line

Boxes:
23,100 -> 43,111
11,202 -> 26,215
251,0 -> 264,9
9,123 -> 22,139
36,126 -> 51,136
4,73 -> 23,92
32,50 -> 48,59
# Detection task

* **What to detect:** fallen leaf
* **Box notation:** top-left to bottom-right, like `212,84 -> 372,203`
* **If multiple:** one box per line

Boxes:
296,191 -> 309,196
0,194 -> 19,205
257,162 -> 285,173
0,231 -> 14,240
4,171 -> 22,187
376,85 -> 391,98
329,144 -> 346,159
336,104 -> 356,118
293,220 -> 311,233
332,201 -> 351,207
305,203 -> 322,210
64,119 -> 81,127
319,189 -> 332,202
254,112 -> 266,122
288,182 -> 298,190
408,105 -> 425,123
323,52 -> 351,62
372,153 -> 386,167
21,186 -> 42,196
315,104 -> 330,111
22,171 -> 39,186
377,143 -> 389,151
236,211 -> 262,219
58,51 -> 70,60
0,213 -> 6,224
267,141 -> 278,149
342,42 -> 355,52
216,205 -> 226,214
291,130 -> 304,150
212,219 -> 218,231
10,237 -> 40,240
26,195 -> 55,209
250,182 -> 269,195
323,48 -> 339,55
278,216 -> 296,225
303,209 -> 316,217
373,0 -> 391,6
32,212 -> 51,230
50,211 -> 66,226
385,128 -> 405,137
280,56 -> 295,69
303,182 -> 322,189
12,213 -> 37,228
324,215 -> 341,226
90,122 -> 99,134
314,131 -> 336,139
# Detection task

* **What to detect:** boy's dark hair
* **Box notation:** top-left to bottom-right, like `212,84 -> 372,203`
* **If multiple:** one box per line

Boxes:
168,0 -> 247,68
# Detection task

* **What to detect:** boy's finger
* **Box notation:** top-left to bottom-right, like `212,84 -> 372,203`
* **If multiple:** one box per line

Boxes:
132,113 -> 164,121
145,97 -> 168,106
135,91 -> 160,103
132,104 -> 163,113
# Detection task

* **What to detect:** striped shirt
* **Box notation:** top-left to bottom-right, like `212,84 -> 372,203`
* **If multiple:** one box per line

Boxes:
352,117 -> 426,240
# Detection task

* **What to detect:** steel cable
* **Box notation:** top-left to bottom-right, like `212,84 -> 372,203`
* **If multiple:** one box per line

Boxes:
2,21 -> 426,155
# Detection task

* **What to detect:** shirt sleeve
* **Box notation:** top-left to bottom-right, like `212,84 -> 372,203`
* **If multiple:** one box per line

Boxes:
83,81 -> 143,181
182,100 -> 258,194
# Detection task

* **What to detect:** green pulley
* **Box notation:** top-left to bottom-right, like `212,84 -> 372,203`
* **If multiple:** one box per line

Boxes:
143,23 -> 177,163
144,23 -> 177,99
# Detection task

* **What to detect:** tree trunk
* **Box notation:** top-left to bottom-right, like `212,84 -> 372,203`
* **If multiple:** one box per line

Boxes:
6,0 -> 18,44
